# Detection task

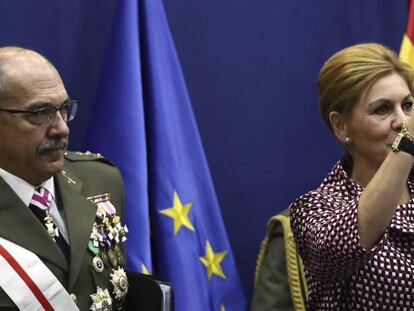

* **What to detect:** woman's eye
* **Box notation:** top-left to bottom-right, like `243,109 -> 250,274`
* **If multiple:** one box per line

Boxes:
403,101 -> 413,112
374,105 -> 389,115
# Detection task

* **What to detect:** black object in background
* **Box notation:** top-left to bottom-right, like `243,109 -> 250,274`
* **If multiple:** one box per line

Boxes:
125,271 -> 173,311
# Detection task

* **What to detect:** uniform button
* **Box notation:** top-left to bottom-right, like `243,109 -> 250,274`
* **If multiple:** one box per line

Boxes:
70,293 -> 78,304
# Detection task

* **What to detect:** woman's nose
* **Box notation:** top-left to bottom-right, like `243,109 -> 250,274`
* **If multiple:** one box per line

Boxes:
392,109 -> 406,132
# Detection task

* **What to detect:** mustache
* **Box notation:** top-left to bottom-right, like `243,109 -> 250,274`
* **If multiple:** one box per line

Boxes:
37,138 -> 68,153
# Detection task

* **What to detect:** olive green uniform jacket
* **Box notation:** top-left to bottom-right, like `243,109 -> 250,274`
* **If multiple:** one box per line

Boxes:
0,151 -> 125,310
251,209 -> 307,311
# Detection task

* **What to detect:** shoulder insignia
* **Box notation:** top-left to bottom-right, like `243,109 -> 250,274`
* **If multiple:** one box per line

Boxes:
64,151 -> 116,167
64,151 -> 104,161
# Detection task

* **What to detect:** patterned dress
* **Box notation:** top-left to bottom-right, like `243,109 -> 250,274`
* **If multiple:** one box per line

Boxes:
290,159 -> 414,310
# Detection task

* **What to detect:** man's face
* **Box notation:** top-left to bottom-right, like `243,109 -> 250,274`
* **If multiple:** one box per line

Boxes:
0,54 -> 70,185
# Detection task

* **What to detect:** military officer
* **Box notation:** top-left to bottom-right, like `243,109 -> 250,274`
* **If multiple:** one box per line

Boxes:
0,46 -> 128,310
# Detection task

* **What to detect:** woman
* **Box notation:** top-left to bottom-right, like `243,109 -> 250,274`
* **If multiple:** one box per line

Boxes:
290,43 -> 414,310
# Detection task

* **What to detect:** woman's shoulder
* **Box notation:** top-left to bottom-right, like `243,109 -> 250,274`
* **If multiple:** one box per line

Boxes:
290,159 -> 359,213
290,188 -> 334,214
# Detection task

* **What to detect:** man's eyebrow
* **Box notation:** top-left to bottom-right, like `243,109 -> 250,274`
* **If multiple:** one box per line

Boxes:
26,101 -> 52,110
27,97 -> 71,110
62,97 -> 72,104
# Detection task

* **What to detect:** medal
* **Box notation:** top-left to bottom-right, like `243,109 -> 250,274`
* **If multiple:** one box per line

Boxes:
87,192 -> 128,274
110,267 -> 128,301
44,213 -> 59,240
96,205 -> 106,219
118,224 -> 128,243
101,249 -> 109,263
88,240 -> 99,255
107,247 -> 118,267
112,216 -> 120,225
87,193 -> 116,215
92,256 -> 105,273
114,244 -> 124,267
90,287 -> 112,311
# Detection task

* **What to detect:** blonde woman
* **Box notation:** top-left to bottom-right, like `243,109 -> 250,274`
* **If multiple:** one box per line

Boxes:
291,43 -> 414,310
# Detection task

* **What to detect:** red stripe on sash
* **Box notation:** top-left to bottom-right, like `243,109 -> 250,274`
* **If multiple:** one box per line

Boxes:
0,244 -> 54,311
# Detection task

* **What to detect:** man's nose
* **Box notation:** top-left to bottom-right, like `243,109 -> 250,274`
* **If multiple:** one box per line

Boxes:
49,110 -> 70,137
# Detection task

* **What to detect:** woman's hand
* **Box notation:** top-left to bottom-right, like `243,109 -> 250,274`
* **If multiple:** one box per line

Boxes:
404,114 -> 414,139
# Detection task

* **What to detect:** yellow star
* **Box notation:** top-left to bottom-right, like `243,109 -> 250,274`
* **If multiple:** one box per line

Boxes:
141,263 -> 150,275
160,191 -> 195,235
199,240 -> 227,280
220,304 -> 226,311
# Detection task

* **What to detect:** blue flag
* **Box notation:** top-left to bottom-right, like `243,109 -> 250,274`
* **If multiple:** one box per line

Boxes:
83,0 -> 246,310
83,0 -> 151,273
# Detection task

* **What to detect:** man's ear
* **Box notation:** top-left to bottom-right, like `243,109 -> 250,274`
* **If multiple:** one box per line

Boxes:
329,111 -> 349,144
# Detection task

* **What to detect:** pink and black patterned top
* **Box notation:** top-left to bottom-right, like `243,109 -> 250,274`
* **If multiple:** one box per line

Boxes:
290,159 -> 414,310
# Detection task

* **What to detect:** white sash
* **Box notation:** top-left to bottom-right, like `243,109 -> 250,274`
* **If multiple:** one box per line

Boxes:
0,237 -> 79,311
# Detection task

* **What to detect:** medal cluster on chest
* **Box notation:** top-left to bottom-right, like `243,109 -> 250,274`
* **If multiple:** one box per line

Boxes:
87,193 -> 129,311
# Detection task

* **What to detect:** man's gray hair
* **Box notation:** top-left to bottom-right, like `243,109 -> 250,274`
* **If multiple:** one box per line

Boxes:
0,46 -> 55,105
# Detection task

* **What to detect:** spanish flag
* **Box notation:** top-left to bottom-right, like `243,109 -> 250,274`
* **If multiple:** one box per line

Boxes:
401,0 -> 414,67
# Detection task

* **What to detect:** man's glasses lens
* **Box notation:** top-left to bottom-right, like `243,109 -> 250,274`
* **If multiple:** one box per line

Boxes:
0,100 -> 78,127
37,100 -> 78,126
65,100 -> 78,122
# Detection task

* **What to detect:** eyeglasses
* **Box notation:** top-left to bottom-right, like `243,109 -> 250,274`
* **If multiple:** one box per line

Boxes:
0,100 -> 78,127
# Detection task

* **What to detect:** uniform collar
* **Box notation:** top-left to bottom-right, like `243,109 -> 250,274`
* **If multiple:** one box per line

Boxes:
0,168 -> 55,207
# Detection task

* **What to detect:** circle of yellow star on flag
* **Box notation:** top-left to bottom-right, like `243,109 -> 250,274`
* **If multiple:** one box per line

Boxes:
160,191 -> 195,235
199,240 -> 228,280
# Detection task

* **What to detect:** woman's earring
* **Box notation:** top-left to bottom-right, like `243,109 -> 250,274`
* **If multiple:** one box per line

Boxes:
344,137 -> 352,144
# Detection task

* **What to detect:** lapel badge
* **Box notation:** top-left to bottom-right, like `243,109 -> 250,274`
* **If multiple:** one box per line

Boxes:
60,170 -> 77,184
90,287 -> 113,311
110,267 -> 129,301
92,256 -> 105,273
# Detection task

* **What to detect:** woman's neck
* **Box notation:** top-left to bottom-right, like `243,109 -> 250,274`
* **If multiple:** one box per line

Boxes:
351,155 -> 411,204
351,161 -> 377,188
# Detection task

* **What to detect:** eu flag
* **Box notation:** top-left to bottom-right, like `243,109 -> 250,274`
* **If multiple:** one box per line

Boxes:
83,0 -> 151,274
83,0 -> 246,310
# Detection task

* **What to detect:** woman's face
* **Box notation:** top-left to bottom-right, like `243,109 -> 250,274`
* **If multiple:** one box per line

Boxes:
345,72 -> 413,169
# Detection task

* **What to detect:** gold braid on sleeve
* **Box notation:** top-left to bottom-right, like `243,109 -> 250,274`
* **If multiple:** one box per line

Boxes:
254,207 -> 308,310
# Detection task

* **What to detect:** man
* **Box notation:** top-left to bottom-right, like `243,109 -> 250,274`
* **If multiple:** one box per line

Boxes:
0,46 -> 128,310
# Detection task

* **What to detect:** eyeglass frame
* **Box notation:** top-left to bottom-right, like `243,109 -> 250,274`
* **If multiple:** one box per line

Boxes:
0,99 -> 78,127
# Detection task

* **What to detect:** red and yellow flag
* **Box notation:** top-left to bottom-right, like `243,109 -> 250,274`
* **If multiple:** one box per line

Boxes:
401,0 -> 414,67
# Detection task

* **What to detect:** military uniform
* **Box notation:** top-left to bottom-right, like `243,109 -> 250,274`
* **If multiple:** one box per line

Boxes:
251,209 -> 307,311
0,151 -> 128,310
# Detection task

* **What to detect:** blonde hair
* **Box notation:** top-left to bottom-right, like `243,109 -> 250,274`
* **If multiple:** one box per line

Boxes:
318,43 -> 414,131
